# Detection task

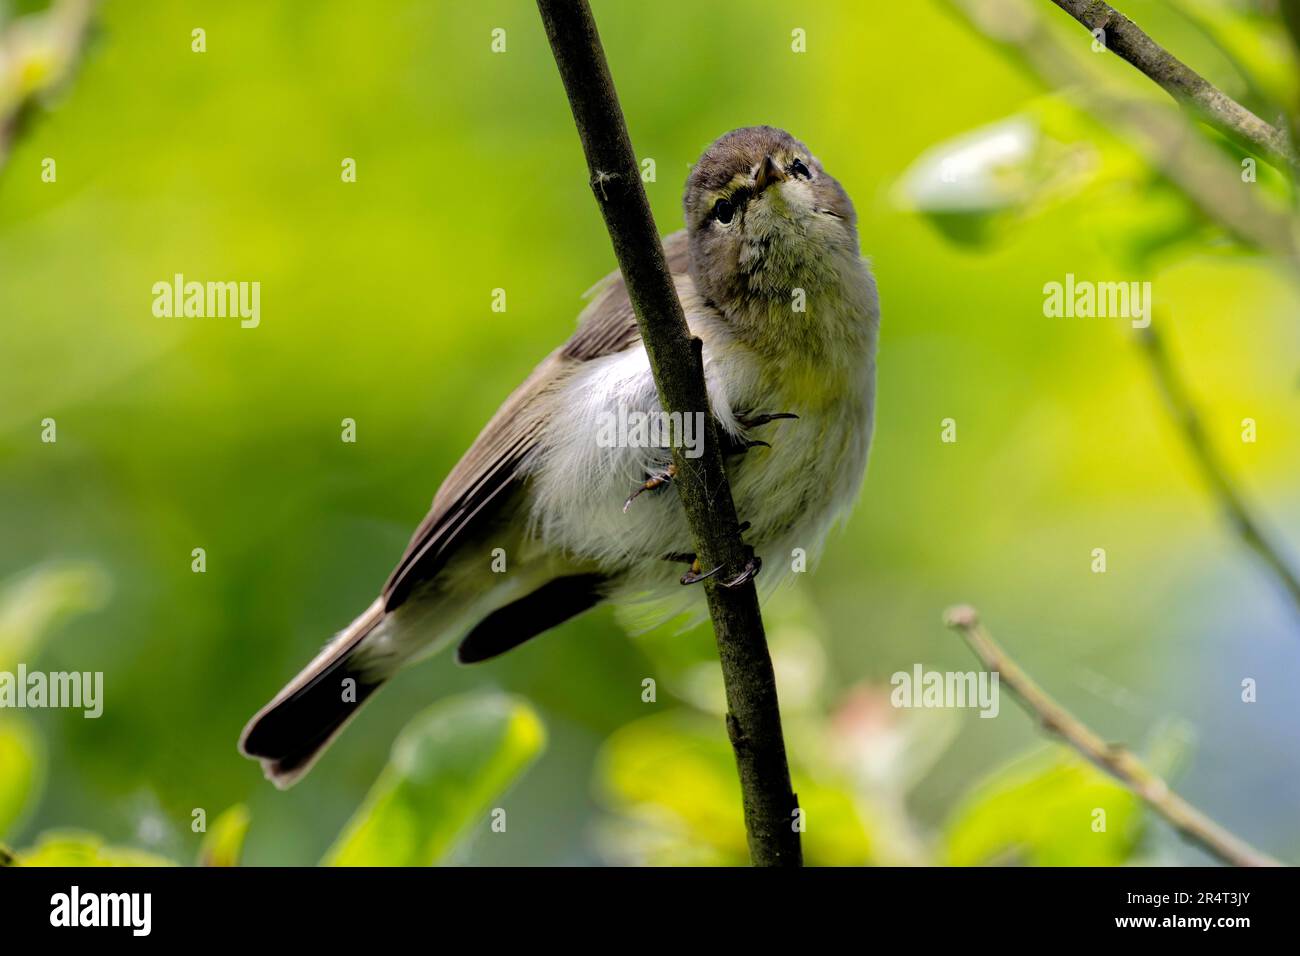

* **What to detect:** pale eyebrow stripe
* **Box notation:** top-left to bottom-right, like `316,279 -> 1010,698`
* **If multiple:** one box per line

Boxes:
712,173 -> 753,202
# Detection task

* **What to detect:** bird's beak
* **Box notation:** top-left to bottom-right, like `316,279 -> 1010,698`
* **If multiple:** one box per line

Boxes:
753,154 -> 787,195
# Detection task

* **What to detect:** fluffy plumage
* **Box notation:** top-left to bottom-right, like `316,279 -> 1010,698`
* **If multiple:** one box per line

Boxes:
240,126 -> 880,788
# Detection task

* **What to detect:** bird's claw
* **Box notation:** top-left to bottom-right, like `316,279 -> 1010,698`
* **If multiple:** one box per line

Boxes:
623,462 -> 678,513
680,557 -> 722,586
725,412 -> 796,456
678,532 -> 761,588
721,551 -> 762,588
738,411 -> 799,429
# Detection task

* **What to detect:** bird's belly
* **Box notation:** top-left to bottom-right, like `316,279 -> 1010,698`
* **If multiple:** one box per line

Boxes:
527,336 -> 873,572
729,398 -> 871,555
529,404 -> 868,575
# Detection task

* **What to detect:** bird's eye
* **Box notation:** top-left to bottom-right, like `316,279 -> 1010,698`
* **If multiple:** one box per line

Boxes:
791,158 -> 811,179
713,198 -> 735,224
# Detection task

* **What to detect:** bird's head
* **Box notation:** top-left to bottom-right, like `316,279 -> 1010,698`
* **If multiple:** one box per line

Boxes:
683,126 -> 859,313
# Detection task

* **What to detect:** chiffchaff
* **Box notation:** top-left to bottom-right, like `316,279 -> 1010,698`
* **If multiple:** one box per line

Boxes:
241,126 -> 879,787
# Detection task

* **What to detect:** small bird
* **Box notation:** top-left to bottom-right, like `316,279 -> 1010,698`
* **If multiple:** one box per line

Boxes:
240,126 -> 880,788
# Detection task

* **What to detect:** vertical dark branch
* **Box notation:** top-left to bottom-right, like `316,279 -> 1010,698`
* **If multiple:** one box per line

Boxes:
534,0 -> 802,865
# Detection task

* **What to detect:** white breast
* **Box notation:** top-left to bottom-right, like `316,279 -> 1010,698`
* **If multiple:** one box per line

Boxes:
527,253 -> 878,613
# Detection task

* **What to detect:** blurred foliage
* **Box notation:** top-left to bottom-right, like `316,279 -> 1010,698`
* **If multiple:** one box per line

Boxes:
597,713 -> 875,865
196,803 -> 249,867
0,0 -> 95,166
6,692 -> 541,866
0,562 -> 106,844
898,90 -> 1288,266
0,719 -> 41,838
944,747 -> 1146,866
1,0 -> 1297,866
324,693 -> 544,866
0,561 -> 109,671
16,829 -> 176,866
597,623 -> 1190,865
942,719 -> 1192,865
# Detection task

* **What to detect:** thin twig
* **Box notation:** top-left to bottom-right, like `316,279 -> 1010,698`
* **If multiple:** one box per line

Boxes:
944,605 -> 1282,867
946,0 -> 1300,266
1046,0 -> 1298,174
947,0 -> 1300,626
534,0 -> 801,866
1138,323 -> 1300,622
1164,0 -> 1277,122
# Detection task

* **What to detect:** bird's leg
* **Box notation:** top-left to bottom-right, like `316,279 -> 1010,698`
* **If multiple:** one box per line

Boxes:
623,461 -> 677,513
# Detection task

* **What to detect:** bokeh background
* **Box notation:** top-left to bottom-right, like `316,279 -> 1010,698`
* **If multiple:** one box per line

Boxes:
1,0 -> 1297,866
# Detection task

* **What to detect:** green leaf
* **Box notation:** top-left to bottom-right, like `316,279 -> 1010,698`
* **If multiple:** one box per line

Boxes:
0,563 -> 108,849
0,717 -> 43,840
323,692 -> 545,867
896,115 -> 1042,247
943,745 -> 1145,866
0,562 -> 110,672
16,830 -> 176,867
197,804 -> 250,867
895,96 -> 1183,251
895,103 -> 1117,248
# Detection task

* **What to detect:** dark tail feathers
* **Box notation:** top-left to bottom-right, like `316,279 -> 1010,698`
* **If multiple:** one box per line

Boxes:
239,599 -> 385,789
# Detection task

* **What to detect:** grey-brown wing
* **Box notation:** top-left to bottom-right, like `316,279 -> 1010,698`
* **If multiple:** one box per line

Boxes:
561,228 -> 690,359
381,231 -> 691,611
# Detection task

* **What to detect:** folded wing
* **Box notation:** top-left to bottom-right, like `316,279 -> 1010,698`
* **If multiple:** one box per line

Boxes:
381,230 -> 691,611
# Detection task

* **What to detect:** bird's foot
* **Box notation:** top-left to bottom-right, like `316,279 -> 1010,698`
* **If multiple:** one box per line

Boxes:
738,411 -> 799,429
724,412 -> 797,456
680,557 -> 722,586
623,461 -> 678,513
721,547 -> 762,588
673,524 -> 759,587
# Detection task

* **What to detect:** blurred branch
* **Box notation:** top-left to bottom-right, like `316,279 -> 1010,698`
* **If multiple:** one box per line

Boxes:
948,0 -> 1300,629
1284,0 -> 1300,57
944,605 -> 1283,867
1282,0 -> 1300,148
534,0 -> 801,866
1138,322 -> 1300,623
0,0 -> 98,170
947,0 -> 1300,265
1045,0 -> 1297,174
1166,0 -> 1279,124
